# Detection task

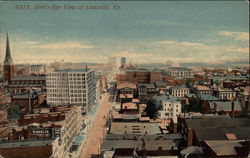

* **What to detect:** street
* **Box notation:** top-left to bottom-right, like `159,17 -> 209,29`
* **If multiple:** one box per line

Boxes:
80,93 -> 111,158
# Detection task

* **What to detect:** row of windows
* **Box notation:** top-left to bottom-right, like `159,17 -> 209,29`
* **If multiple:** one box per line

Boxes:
172,90 -> 189,93
164,108 -> 179,112
47,77 -> 87,81
12,81 -> 44,84
48,98 -> 87,102
48,94 -> 87,98
47,85 -> 86,89
47,73 -> 87,77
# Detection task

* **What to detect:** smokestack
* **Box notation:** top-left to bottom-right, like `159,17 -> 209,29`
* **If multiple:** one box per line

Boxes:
231,101 -> 235,117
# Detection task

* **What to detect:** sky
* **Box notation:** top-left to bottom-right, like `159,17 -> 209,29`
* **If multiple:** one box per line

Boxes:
0,1 -> 249,64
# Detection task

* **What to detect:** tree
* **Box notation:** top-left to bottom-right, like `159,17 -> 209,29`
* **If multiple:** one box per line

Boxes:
8,104 -> 21,119
188,97 -> 200,112
145,99 -> 161,119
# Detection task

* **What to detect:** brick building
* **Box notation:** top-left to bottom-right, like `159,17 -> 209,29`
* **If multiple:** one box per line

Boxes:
0,106 -> 84,158
121,102 -> 139,114
7,75 -> 46,94
116,69 -> 161,84
116,82 -> 137,103
178,117 -> 250,147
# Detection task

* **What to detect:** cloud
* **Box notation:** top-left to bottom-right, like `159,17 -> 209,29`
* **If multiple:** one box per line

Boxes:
225,47 -> 249,54
114,51 -> 153,58
180,42 -> 204,47
31,42 -> 94,49
157,40 -> 204,47
157,41 -> 176,45
16,41 -> 40,45
217,31 -> 249,41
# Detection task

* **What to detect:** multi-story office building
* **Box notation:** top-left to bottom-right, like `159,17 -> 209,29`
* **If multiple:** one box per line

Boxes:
46,68 -> 96,107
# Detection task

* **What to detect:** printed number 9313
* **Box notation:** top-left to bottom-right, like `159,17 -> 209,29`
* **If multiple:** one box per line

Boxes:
15,5 -> 31,10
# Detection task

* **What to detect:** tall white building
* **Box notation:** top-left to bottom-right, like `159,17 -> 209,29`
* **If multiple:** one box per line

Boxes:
46,68 -> 96,107
152,95 -> 182,123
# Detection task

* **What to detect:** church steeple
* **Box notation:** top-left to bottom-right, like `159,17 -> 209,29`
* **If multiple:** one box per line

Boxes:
4,33 -> 13,65
3,33 -> 14,83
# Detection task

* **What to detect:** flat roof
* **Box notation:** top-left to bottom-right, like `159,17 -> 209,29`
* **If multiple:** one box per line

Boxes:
117,82 -> 136,89
55,68 -> 91,72
194,85 -> 211,91
152,95 -> 180,103
168,67 -> 191,71
11,76 -> 46,81
122,102 -> 137,110
110,122 -> 162,135
0,139 -> 54,148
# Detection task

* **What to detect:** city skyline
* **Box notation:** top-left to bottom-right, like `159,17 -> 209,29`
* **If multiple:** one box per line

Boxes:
0,1 -> 249,64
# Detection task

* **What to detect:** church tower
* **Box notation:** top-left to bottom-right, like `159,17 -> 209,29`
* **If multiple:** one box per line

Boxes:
4,33 -> 14,83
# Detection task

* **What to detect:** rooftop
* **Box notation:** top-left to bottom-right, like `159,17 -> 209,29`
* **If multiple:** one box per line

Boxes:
122,102 -> 138,110
171,85 -> 189,90
55,68 -> 91,73
137,83 -> 155,89
199,95 -> 220,101
0,139 -> 54,148
194,85 -> 211,91
154,81 -> 167,87
12,91 -> 44,99
117,82 -> 136,89
110,122 -> 162,135
208,101 -> 242,111
185,118 -> 250,129
194,127 -> 250,141
204,140 -> 243,156
168,67 -> 191,71
152,95 -> 180,103
31,64 -> 43,67
11,75 -> 46,81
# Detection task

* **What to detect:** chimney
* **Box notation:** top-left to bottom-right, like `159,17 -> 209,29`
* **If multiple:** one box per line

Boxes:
231,101 -> 235,117
28,90 -> 32,114
214,103 -> 217,113
245,100 -> 249,112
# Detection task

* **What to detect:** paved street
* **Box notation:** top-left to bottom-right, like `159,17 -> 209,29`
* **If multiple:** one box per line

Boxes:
80,93 -> 111,158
